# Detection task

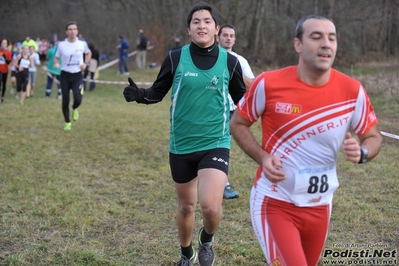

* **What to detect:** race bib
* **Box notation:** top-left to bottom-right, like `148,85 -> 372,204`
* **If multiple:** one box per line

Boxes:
66,54 -> 80,66
291,164 -> 339,206
0,56 -> 5,64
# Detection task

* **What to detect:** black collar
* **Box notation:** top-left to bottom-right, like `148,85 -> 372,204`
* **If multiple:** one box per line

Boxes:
189,41 -> 218,56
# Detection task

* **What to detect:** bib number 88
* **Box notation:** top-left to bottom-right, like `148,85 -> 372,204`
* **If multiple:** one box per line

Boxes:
307,174 -> 329,194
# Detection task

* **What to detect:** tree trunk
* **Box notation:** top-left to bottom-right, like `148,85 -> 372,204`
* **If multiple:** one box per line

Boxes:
389,0 -> 399,55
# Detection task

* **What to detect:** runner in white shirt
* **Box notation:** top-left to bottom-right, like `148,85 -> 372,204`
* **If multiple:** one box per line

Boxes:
27,45 -> 40,97
217,24 -> 255,199
230,14 -> 382,266
54,21 -> 91,131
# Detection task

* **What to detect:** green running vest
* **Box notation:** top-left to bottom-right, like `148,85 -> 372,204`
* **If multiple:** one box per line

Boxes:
169,45 -> 231,154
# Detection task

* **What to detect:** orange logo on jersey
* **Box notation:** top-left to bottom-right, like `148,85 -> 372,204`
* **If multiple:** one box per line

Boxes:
308,196 -> 322,204
275,102 -> 302,115
272,257 -> 282,266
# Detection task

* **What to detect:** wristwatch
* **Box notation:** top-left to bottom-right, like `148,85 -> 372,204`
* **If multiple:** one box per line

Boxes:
358,146 -> 368,164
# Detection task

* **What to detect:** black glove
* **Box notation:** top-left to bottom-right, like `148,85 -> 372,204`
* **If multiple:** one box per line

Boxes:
123,77 -> 144,102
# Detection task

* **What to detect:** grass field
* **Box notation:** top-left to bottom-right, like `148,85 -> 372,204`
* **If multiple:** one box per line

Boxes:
0,61 -> 398,266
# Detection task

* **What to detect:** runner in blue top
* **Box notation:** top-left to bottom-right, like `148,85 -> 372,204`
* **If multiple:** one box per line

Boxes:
123,3 -> 246,265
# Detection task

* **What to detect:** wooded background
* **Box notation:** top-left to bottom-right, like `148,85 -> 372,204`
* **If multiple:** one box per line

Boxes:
3,0 -> 399,67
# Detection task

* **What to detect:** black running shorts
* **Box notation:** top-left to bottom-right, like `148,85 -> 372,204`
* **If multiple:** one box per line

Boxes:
169,148 -> 230,184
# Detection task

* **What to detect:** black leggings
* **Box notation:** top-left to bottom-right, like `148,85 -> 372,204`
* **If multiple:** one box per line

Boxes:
60,71 -> 83,122
0,72 -> 8,97
16,70 -> 29,93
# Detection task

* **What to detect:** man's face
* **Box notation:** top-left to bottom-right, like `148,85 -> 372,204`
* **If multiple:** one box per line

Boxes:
294,18 -> 337,72
187,9 -> 219,48
218,27 -> 236,51
66,24 -> 78,40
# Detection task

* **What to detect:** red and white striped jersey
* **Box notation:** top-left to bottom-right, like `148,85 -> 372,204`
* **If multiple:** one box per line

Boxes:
237,66 -> 378,206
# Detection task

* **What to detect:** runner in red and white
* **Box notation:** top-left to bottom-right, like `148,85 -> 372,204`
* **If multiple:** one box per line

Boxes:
231,14 -> 382,266
38,38 -> 49,63
242,66 -> 377,206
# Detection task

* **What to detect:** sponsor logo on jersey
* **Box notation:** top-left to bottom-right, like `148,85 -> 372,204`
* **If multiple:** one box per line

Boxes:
210,76 -> 219,85
272,257 -> 282,266
275,102 -> 302,115
184,71 -> 198,77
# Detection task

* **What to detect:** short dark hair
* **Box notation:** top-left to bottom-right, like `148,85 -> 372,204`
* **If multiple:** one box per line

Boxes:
186,2 -> 220,27
218,24 -> 236,36
295,14 -> 334,40
66,21 -> 78,30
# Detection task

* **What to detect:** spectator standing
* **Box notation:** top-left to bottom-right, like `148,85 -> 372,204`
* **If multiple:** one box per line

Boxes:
135,29 -> 149,69
50,33 -> 58,47
117,35 -> 129,75
83,42 -> 99,91
171,37 -> 182,50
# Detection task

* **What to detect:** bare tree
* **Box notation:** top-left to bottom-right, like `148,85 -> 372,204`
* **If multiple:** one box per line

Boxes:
1,0 -> 398,67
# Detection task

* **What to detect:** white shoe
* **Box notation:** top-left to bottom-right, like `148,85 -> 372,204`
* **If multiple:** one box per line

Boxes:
10,87 -> 15,94
15,94 -> 20,100
124,72 -> 130,76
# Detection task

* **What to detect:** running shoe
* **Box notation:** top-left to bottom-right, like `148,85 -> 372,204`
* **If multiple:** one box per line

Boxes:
64,122 -> 71,131
10,87 -> 15,94
198,227 -> 215,266
72,109 -> 79,121
15,94 -> 20,100
177,250 -> 197,266
223,185 -> 239,199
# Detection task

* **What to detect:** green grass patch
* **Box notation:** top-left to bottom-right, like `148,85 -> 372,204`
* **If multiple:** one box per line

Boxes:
0,63 -> 398,265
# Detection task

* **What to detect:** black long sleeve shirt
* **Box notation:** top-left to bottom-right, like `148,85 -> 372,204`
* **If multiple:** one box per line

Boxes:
139,41 -> 246,104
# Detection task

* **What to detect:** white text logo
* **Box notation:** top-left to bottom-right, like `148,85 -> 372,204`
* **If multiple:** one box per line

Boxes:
184,71 -> 198,77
